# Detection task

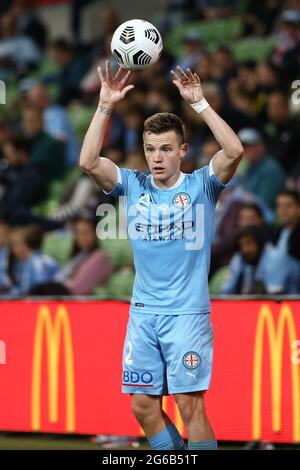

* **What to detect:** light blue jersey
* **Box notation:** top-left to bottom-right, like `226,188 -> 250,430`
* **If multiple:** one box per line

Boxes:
107,160 -> 226,315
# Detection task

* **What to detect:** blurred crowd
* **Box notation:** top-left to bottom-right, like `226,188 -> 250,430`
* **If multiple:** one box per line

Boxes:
0,0 -> 299,297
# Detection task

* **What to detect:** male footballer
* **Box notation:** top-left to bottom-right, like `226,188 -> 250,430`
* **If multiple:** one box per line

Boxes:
80,61 -> 243,450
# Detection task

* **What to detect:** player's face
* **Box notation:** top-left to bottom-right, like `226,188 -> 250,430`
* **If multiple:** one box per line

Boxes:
143,131 -> 187,187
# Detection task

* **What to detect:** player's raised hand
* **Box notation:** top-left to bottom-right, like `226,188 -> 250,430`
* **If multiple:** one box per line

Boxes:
171,65 -> 203,104
98,60 -> 134,106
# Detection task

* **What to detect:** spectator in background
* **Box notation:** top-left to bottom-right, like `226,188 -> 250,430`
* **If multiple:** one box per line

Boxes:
194,54 -> 212,83
2,225 -> 59,296
210,46 -> 237,101
0,220 -> 9,293
264,90 -> 300,175
89,5 -> 120,57
50,38 -> 91,106
145,79 -> 177,115
197,137 -> 220,168
122,104 -> 145,154
0,121 -> 13,158
237,203 -> 274,242
160,0 -> 200,33
0,136 -> 46,222
26,83 -> 79,167
56,217 -> 112,295
254,60 -> 284,121
124,148 -> 149,173
71,0 -> 95,44
200,1 -> 236,19
275,190 -> 300,264
237,128 -> 285,209
30,218 -> 112,296
11,0 -> 48,52
228,60 -> 284,123
272,9 -> 300,82
211,196 -> 273,276
232,61 -> 257,96
0,1 -> 10,14
0,220 -> 9,253
242,0 -> 282,37
221,226 -> 300,295
240,61 -> 280,116
21,105 -> 66,183
255,60 -> 283,96
81,34 -> 118,97
211,180 -> 239,269
229,90 -> 256,121
0,10 -> 41,78
48,173 -> 115,224
176,30 -> 206,71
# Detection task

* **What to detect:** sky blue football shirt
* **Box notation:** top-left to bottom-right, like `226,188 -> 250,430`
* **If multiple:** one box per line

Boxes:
106,161 -> 226,315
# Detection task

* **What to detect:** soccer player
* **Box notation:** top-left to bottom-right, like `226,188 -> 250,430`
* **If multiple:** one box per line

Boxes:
80,61 -> 243,450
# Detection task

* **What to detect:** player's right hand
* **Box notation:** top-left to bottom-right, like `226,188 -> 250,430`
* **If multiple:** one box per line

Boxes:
98,60 -> 134,107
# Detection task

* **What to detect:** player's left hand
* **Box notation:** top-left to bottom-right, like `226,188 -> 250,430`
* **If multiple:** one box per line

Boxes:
171,65 -> 203,104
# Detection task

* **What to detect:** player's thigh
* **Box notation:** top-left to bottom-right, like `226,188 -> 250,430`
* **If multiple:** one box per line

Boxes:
131,394 -> 163,419
158,314 -> 213,394
174,391 -> 206,420
122,313 -> 166,395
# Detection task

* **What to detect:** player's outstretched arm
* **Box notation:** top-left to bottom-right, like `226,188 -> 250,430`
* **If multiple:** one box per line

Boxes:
79,61 -> 134,192
171,66 -> 243,184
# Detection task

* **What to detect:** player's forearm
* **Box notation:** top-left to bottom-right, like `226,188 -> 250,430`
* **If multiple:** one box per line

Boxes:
79,103 -> 112,173
198,106 -> 243,161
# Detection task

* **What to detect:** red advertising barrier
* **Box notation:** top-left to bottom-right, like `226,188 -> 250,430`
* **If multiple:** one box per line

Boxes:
0,300 -> 299,442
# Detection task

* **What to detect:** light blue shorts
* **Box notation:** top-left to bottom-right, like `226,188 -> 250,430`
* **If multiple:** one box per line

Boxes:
122,312 -> 213,395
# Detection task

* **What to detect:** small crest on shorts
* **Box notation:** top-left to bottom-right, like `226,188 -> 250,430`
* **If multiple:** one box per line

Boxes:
172,192 -> 191,209
182,351 -> 200,369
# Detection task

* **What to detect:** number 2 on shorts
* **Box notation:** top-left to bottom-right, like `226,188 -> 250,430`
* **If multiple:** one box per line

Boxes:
125,341 -> 133,365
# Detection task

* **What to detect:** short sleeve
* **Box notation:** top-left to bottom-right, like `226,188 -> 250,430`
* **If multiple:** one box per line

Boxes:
194,160 -> 227,206
103,167 -> 134,198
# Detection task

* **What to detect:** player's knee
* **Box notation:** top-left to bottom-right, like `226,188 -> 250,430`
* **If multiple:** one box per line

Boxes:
131,395 -> 160,424
174,393 -> 206,426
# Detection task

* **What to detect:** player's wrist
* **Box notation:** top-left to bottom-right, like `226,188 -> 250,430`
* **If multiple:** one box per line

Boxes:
98,102 -> 114,115
189,97 -> 209,113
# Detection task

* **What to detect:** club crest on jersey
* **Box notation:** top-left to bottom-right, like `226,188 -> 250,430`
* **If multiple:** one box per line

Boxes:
172,192 -> 191,209
183,351 -> 200,369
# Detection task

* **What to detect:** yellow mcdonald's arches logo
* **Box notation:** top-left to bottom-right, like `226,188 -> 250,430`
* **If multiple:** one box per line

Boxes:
252,304 -> 300,442
31,305 -> 75,432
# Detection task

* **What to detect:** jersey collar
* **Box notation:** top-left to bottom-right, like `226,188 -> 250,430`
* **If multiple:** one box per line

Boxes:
150,172 -> 185,190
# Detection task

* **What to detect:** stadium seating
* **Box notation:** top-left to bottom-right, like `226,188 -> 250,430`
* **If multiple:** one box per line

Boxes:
165,18 -> 243,57
209,266 -> 229,295
42,230 -> 74,265
93,267 -> 135,300
231,36 -> 276,62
